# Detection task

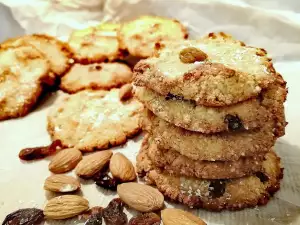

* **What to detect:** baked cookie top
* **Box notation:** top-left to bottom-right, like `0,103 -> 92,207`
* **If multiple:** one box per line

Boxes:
60,63 -> 132,93
0,44 -> 50,120
69,23 -> 124,64
47,88 -> 144,151
118,15 -> 188,58
134,32 -> 277,106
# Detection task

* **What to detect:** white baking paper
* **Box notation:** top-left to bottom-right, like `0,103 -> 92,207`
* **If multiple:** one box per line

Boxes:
0,0 -> 300,224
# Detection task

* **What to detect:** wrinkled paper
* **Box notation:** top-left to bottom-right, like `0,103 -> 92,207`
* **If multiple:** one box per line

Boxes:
0,0 -> 300,224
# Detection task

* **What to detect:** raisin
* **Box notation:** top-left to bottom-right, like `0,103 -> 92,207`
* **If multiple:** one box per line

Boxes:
129,213 -> 161,225
2,208 -> 44,225
179,47 -> 207,63
103,198 -> 127,225
165,93 -> 184,101
255,172 -> 269,183
19,140 -> 62,160
85,213 -> 103,225
79,206 -> 103,221
224,114 -> 244,131
209,180 -> 226,198
94,172 -> 120,191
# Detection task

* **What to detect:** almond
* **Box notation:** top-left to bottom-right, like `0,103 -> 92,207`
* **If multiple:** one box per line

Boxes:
49,148 -> 82,173
44,195 -> 89,219
161,208 -> 206,225
75,150 -> 112,178
119,84 -> 133,101
117,182 -> 164,212
44,174 -> 80,193
110,153 -> 136,182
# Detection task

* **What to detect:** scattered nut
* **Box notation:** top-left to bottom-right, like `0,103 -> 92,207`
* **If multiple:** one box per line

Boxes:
119,84 -> 133,101
2,208 -> 44,225
117,182 -> 164,212
44,174 -> 80,193
75,150 -> 113,179
49,148 -> 82,174
161,208 -> 206,225
44,195 -> 89,220
110,153 -> 136,182
179,47 -> 207,63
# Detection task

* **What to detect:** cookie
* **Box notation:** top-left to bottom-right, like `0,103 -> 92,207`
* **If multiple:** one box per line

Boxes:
0,44 -> 50,120
69,23 -> 124,64
133,32 -> 277,107
144,151 -> 283,211
1,34 -> 73,77
60,63 -> 132,93
118,15 -> 188,58
143,111 -> 275,161
140,135 -> 265,179
47,88 -> 144,151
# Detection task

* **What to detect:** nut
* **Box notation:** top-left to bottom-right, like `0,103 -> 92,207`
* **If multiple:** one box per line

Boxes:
75,150 -> 113,179
44,195 -> 89,220
161,208 -> 206,225
179,47 -> 207,63
44,174 -> 80,193
119,84 -> 133,101
110,153 -> 136,182
117,183 -> 164,212
49,148 -> 82,173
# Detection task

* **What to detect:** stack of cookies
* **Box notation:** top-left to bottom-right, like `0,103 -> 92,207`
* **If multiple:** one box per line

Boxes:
134,32 -> 287,211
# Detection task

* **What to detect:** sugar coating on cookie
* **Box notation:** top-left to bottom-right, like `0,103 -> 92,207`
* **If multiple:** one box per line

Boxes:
47,89 -> 144,151
69,23 -> 123,64
134,32 -> 277,106
118,15 -> 188,58
60,63 -> 132,93
0,44 -> 50,120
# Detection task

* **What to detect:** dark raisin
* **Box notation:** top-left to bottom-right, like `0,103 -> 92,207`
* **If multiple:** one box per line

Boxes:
103,198 -> 127,225
129,213 -> 161,225
255,172 -> 269,183
85,213 -> 103,225
165,93 -> 184,101
209,180 -> 226,198
224,114 -> 244,131
94,172 -> 120,191
79,206 -> 103,221
2,208 -> 44,225
19,140 -> 62,161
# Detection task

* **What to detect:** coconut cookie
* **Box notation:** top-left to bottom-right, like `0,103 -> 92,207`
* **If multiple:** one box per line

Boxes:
69,23 -> 124,64
47,88 -> 144,151
145,151 -> 283,211
0,44 -> 50,120
133,33 -> 277,107
118,15 -> 188,58
60,63 -> 132,93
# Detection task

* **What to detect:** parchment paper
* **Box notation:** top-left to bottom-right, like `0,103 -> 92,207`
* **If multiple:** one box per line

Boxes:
0,0 -> 300,224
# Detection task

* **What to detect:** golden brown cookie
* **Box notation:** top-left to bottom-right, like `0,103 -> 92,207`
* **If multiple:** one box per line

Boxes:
47,89 -> 144,151
0,44 -> 50,120
118,15 -> 188,58
60,62 -> 132,93
69,23 -> 124,64
133,32 -> 277,107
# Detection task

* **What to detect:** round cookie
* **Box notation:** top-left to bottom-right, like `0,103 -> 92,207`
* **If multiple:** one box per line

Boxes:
47,88 -> 144,151
69,23 -> 124,64
140,135 -> 265,179
60,63 -> 132,93
144,151 -> 283,211
133,32 -> 277,107
118,15 -> 188,58
143,111 -> 275,161
0,44 -> 50,120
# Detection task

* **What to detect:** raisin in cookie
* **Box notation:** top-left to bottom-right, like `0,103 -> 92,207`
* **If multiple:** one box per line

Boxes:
118,15 -> 188,58
0,44 -> 50,120
69,23 -> 124,64
47,89 -> 144,151
143,151 -> 283,211
133,32 -> 277,107
140,135 -> 264,179
60,63 -> 132,93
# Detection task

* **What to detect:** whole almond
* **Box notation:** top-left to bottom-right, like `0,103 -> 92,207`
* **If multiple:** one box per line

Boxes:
110,153 -> 136,182
117,182 -> 164,212
44,195 -> 89,219
49,148 -> 82,173
119,84 -> 133,101
161,208 -> 206,225
44,174 -> 80,193
75,150 -> 112,178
